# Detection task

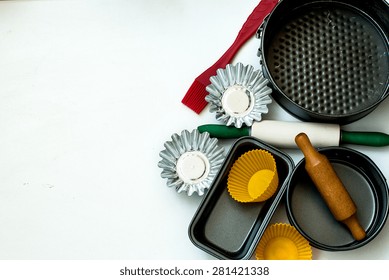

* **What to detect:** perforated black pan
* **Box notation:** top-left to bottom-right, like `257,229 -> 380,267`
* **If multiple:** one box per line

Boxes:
257,0 -> 389,124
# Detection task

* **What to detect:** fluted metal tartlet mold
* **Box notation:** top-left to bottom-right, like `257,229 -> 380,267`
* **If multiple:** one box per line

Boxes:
205,63 -> 272,128
158,129 -> 225,196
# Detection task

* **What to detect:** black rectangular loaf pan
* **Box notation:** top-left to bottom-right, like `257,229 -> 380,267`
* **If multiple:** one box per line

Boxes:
188,136 -> 294,259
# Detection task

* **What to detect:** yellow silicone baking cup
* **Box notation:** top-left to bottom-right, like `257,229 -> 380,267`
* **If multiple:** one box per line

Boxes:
227,149 -> 278,203
255,223 -> 312,260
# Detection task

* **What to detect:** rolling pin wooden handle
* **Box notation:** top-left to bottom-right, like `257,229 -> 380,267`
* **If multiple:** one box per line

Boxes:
295,132 -> 366,241
342,215 -> 367,241
295,132 -> 322,163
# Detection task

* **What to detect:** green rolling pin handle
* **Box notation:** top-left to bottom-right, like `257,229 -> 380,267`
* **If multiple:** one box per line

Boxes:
341,130 -> 389,147
197,124 -> 249,138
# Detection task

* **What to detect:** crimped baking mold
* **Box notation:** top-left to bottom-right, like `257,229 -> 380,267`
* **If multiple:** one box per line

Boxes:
205,63 -> 272,128
158,129 -> 225,196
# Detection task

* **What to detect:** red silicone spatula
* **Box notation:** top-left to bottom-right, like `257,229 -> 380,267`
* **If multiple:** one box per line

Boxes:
181,0 -> 278,114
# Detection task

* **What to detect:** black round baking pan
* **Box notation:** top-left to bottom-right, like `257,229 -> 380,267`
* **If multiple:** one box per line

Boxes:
258,0 -> 389,124
286,147 -> 389,251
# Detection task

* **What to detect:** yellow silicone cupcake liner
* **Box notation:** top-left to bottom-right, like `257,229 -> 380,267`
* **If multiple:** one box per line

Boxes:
255,223 -> 312,260
227,149 -> 278,203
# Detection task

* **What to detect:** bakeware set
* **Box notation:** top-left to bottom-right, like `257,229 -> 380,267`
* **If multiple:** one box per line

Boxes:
159,0 -> 389,260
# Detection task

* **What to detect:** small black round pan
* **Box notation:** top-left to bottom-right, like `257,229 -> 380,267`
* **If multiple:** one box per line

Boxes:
286,147 -> 389,251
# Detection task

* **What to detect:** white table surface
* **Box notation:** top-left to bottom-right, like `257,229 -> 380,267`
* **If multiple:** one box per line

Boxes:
0,0 -> 388,260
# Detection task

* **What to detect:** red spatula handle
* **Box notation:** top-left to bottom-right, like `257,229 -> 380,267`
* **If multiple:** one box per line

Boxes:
196,0 -> 278,85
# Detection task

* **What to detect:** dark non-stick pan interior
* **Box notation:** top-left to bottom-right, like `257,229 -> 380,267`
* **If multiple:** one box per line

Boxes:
188,137 -> 294,259
286,147 -> 389,251
259,0 -> 389,123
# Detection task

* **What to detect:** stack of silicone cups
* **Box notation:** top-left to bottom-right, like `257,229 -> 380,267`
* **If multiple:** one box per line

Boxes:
227,149 -> 278,203
256,223 -> 312,260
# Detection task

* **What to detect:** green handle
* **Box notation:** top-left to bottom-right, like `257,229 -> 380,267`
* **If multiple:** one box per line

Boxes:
197,124 -> 250,138
341,130 -> 389,147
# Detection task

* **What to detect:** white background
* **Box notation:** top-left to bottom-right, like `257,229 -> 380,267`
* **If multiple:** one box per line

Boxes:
0,0 -> 388,260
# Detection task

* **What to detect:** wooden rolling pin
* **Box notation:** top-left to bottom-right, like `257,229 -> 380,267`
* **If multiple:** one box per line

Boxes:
295,133 -> 366,241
